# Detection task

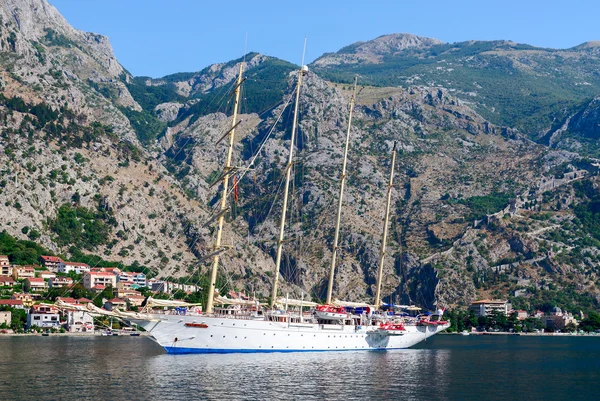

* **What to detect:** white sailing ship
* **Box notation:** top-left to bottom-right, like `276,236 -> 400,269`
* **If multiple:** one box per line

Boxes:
128,56 -> 449,354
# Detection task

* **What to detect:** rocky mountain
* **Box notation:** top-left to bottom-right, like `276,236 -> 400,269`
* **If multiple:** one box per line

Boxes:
1,1 -> 599,312
0,0 -> 205,277
313,34 -> 600,151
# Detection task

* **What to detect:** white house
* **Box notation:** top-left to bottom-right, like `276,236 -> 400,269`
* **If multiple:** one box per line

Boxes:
39,256 -> 64,272
26,305 -> 60,329
49,277 -> 74,288
59,262 -> 91,275
83,271 -> 116,290
66,311 -> 94,333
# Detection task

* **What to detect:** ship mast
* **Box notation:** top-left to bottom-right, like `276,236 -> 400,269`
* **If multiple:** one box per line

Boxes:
325,77 -> 357,305
270,47 -> 307,308
206,63 -> 244,314
374,142 -> 397,309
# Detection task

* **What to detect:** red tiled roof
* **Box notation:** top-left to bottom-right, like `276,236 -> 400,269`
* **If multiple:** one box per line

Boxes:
88,272 -> 116,277
41,256 -> 64,263
65,262 -> 90,267
56,297 -> 77,305
91,285 -> 106,290
51,277 -> 73,282
0,276 -> 15,284
107,298 -> 125,303
0,299 -> 23,306
27,278 -> 46,283
76,298 -> 92,303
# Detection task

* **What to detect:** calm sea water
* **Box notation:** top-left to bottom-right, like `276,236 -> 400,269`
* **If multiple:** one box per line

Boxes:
0,334 -> 598,400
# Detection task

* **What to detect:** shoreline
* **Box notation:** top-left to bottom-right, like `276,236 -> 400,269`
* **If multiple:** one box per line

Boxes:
0,331 -> 149,337
443,331 -> 599,337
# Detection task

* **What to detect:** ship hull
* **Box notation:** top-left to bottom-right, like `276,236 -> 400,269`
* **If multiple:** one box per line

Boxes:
130,314 -> 449,354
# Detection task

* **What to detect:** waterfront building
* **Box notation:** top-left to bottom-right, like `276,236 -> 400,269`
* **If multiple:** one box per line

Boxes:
24,278 -> 47,292
0,311 -> 11,326
49,277 -> 74,288
12,266 -> 36,280
83,271 -> 117,290
39,256 -> 64,272
470,300 -> 511,317
66,311 -> 94,333
26,305 -> 60,329
0,255 -> 10,276
541,307 -> 578,330
59,261 -> 90,274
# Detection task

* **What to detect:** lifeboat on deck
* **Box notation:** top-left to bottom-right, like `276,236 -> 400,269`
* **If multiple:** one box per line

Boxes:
378,322 -> 406,336
314,305 -> 347,320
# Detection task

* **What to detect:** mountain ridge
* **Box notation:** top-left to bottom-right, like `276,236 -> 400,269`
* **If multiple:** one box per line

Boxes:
1,0 -> 600,312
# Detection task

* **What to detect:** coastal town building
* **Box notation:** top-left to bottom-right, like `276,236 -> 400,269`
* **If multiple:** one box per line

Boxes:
12,266 -> 35,280
26,305 -> 60,329
125,295 -> 146,307
151,280 -> 173,293
0,311 -> 11,327
59,262 -> 90,275
541,307 -> 578,330
83,271 -> 117,290
0,276 -> 16,286
90,267 -> 122,275
37,270 -> 56,280
39,256 -> 65,272
104,298 -> 127,311
115,288 -> 142,299
0,255 -> 10,276
49,277 -> 74,288
132,273 -> 147,287
0,299 -> 24,309
56,297 -> 92,307
66,311 -> 94,333
24,277 -> 47,292
470,300 -> 511,317
12,293 -> 34,303
515,310 -> 529,320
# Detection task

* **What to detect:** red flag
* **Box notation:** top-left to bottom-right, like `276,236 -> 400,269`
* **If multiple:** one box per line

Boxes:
233,176 -> 239,202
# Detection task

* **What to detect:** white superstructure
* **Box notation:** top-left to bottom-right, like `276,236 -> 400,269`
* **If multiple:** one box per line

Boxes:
130,311 -> 449,354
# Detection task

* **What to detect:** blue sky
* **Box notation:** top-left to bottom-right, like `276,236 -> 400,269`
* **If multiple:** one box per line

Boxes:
49,0 -> 600,78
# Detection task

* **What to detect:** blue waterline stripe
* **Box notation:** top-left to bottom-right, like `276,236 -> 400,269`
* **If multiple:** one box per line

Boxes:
164,347 -> 405,354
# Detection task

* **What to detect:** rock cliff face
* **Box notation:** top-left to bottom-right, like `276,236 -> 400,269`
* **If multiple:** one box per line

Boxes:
2,1 -> 600,310
0,0 -> 198,276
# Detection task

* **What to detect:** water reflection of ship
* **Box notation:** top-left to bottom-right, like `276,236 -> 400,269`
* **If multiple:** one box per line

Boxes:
128,51 -> 449,353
